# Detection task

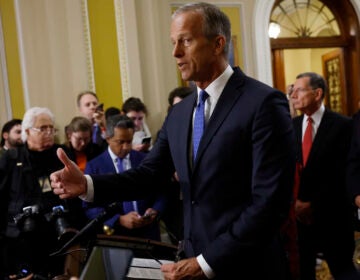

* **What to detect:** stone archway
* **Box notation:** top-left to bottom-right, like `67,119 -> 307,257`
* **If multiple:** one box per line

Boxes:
254,0 -> 360,114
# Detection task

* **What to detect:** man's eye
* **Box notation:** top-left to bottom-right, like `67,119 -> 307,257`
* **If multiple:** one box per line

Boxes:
184,39 -> 191,46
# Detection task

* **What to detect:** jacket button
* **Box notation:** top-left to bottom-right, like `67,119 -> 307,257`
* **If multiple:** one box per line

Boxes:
191,200 -> 196,205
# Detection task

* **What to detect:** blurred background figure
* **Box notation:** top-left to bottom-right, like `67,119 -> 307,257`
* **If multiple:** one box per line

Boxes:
291,72 -> 358,280
63,116 -> 102,173
76,90 -> 107,149
167,86 -> 193,112
286,84 -> 298,118
0,107 -> 86,279
0,118 -> 23,158
122,97 -> 152,152
83,114 -> 167,241
105,106 -> 121,121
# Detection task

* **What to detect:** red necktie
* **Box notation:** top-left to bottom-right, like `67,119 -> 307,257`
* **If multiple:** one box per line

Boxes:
302,117 -> 313,166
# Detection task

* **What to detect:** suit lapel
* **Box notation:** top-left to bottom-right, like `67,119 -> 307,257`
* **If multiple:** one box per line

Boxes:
307,109 -> 333,164
104,151 -> 117,173
193,68 -> 245,169
175,93 -> 197,178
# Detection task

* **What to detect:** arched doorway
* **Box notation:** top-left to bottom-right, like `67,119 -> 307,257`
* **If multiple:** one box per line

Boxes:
269,0 -> 360,116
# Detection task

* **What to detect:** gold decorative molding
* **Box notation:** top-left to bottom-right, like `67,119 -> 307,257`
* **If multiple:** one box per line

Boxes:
81,0 -> 95,91
114,0 -> 130,101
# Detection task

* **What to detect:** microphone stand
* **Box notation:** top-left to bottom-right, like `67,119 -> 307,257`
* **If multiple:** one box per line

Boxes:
50,202 -> 121,257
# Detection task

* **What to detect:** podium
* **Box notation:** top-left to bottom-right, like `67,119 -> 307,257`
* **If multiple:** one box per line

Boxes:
78,235 -> 177,280
80,246 -> 133,279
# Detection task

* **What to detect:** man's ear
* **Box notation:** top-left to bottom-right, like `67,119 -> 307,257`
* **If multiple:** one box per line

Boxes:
314,88 -> 323,101
3,132 -> 9,141
214,35 -> 226,55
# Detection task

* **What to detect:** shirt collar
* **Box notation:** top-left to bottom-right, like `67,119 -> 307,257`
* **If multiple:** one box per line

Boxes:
196,65 -> 234,103
108,146 -> 130,162
303,103 -> 325,128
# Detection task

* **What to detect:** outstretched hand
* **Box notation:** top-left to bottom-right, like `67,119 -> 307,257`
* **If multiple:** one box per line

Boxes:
50,148 -> 87,199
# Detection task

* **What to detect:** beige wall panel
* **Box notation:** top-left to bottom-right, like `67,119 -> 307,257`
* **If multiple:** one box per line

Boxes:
132,0 -> 176,135
0,14 -> 9,124
15,0 -> 90,142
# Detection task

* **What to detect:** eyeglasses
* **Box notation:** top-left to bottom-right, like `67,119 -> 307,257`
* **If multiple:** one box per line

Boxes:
30,125 -> 58,135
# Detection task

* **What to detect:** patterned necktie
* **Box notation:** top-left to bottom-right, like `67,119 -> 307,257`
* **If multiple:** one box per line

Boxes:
117,157 -> 136,213
116,157 -> 123,173
193,90 -> 209,162
302,117 -> 313,166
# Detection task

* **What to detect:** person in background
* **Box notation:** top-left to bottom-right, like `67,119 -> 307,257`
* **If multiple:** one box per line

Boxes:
50,3 -> 295,279
83,114 -> 167,240
291,72 -> 358,280
122,97 -> 152,152
0,107 -> 86,279
286,84 -> 298,118
167,86 -> 194,112
105,106 -> 121,121
0,119 -> 23,158
64,116 -> 102,173
76,90 -> 107,149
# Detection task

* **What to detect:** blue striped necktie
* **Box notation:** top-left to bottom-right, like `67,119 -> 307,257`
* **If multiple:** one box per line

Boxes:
193,90 -> 209,162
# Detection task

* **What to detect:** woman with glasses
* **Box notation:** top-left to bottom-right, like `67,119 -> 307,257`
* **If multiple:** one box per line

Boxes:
63,116 -> 102,173
0,107 -> 86,279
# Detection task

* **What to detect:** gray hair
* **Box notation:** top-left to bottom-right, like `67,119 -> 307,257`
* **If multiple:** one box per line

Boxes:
21,107 -> 55,142
172,2 -> 231,57
296,72 -> 327,100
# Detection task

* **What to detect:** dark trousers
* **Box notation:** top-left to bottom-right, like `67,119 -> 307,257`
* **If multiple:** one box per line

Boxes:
297,222 -> 360,280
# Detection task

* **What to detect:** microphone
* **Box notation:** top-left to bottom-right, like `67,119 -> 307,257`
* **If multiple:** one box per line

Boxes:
49,201 -> 123,257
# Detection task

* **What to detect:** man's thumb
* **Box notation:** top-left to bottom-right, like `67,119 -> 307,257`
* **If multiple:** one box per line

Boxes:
57,147 -> 72,168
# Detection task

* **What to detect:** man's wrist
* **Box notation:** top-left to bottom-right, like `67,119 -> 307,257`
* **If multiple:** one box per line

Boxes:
80,175 -> 94,202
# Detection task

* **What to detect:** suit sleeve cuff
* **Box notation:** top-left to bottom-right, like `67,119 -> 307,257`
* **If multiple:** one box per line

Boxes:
197,254 -> 215,279
79,175 -> 94,202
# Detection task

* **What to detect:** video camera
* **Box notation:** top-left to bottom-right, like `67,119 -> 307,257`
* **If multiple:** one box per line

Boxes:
14,204 -> 78,242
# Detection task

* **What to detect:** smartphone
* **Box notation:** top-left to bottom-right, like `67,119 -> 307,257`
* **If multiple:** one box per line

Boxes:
95,103 -> 104,112
141,136 -> 151,144
142,213 -> 151,220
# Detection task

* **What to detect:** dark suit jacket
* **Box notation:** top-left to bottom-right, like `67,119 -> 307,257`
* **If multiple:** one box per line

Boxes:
293,110 -> 354,252
90,67 -> 296,278
347,110 -> 360,203
83,149 -> 166,240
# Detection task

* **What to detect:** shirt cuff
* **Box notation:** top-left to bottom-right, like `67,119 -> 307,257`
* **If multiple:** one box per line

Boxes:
197,254 -> 215,279
79,175 -> 94,202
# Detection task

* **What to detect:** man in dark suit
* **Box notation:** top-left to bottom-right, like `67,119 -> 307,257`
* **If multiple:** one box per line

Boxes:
83,115 -> 166,241
348,110 -> 360,219
291,72 -> 358,280
50,3 -> 295,279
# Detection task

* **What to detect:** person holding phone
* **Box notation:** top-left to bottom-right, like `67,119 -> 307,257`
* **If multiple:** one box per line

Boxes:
76,91 -> 107,150
82,115 -> 166,240
121,97 -> 152,152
